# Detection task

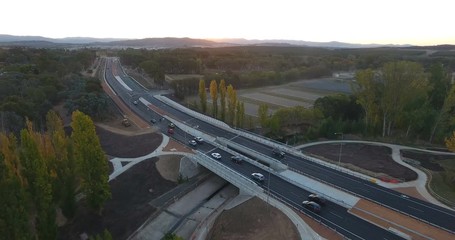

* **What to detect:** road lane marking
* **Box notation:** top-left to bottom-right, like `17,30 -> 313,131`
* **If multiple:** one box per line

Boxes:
407,206 -> 424,212
330,211 -> 343,219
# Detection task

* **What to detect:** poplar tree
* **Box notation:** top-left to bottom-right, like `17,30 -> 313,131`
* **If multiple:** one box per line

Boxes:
209,80 -> 218,117
71,110 -> 111,213
219,80 -> 227,121
227,84 -> 237,125
46,110 -> 77,218
0,149 -> 30,239
258,104 -> 269,128
20,120 -> 56,240
198,79 -> 207,113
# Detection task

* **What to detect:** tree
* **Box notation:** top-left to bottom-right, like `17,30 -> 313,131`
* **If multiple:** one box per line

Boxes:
380,61 -> 427,136
209,80 -> 218,117
258,104 -> 269,128
46,110 -> 77,218
20,120 -> 56,240
445,131 -> 455,152
226,84 -> 237,125
71,110 -> 111,213
352,69 -> 381,132
219,80 -> 227,121
428,64 -> 453,142
198,79 -> 207,113
0,152 -> 30,239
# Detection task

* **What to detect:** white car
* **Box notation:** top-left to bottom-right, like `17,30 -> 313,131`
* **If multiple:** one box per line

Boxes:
251,173 -> 265,182
194,136 -> 204,143
211,152 -> 222,159
188,140 -> 197,146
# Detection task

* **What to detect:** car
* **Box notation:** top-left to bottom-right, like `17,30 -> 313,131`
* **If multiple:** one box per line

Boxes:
150,118 -> 157,124
188,140 -> 197,147
167,128 -> 174,134
251,172 -> 265,182
272,148 -> 285,158
133,100 -> 138,105
231,155 -> 243,164
302,201 -> 321,213
308,194 -> 326,206
168,122 -> 175,128
193,136 -> 204,144
211,152 -> 222,159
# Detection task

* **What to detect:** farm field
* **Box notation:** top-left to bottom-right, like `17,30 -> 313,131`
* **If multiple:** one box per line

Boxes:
236,77 -> 354,116
185,76 -> 354,117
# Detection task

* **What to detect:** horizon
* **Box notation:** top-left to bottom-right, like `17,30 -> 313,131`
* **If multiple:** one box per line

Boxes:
2,0 -> 455,46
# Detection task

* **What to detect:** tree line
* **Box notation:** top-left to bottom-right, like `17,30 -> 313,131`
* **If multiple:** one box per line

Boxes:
0,110 -> 111,239
254,61 -> 455,145
197,79 -> 245,128
0,47 -> 111,133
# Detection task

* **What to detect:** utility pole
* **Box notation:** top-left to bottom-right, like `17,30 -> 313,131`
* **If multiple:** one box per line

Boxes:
334,132 -> 343,167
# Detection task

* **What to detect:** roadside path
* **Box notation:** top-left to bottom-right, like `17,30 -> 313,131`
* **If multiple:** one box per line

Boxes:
295,140 -> 454,208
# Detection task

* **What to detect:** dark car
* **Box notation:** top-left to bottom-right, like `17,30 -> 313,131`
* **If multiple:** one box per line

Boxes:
308,194 -> 326,206
302,201 -> 321,213
231,155 -> 243,164
168,122 -> 175,128
167,128 -> 174,134
272,148 -> 285,158
150,118 -> 157,124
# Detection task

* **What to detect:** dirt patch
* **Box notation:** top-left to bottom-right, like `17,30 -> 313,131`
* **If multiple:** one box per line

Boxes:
58,158 -> 178,240
302,143 -> 417,181
96,125 -> 163,158
156,155 -> 182,182
207,197 -> 299,240
401,149 -> 448,171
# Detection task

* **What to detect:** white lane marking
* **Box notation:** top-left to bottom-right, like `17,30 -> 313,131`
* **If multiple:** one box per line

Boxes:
330,211 -> 343,219
407,206 -> 424,213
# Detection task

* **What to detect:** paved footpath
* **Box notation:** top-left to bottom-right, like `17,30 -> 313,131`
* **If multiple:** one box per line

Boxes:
295,140 -> 455,209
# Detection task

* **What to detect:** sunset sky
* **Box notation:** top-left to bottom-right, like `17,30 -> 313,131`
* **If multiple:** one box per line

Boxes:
3,0 -> 454,45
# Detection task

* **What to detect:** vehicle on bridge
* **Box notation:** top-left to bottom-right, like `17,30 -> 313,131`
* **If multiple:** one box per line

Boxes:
231,155 -> 243,164
308,194 -> 326,206
251,172 -> 265,182
168,122 -> 175,128
302,201 -> 321,213
211,152 -> 222,159
193,136 -> 204,144
188,140 -> 197,147
272,148 -> 285,158
167,128 -> 174,134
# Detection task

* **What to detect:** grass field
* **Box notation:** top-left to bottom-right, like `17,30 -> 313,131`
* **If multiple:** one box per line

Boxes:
183,76 -> 353,119
428,159 -> 455,207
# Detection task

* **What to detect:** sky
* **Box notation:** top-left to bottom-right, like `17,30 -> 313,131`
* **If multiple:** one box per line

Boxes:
2,0 -> 454,45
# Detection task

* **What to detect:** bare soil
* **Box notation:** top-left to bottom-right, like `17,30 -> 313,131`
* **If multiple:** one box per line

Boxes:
302,143 -> 418,181
208,197 -> 300,240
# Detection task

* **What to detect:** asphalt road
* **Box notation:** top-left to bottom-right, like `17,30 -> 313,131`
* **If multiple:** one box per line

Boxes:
103,57 -> 454,238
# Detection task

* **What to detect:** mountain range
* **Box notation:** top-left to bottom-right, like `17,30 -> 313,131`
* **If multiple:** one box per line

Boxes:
0,34 -> 436,49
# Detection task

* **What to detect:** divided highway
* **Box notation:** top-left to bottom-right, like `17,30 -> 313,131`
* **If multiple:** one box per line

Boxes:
103,57 -> 455,238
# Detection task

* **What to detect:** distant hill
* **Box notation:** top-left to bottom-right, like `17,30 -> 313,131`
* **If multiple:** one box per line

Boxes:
209,38 -> 414,48
99,37 -> 231,48
1,34 -> 451,49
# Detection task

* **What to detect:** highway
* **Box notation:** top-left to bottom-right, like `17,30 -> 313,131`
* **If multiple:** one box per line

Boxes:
103,57 -> 455,238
